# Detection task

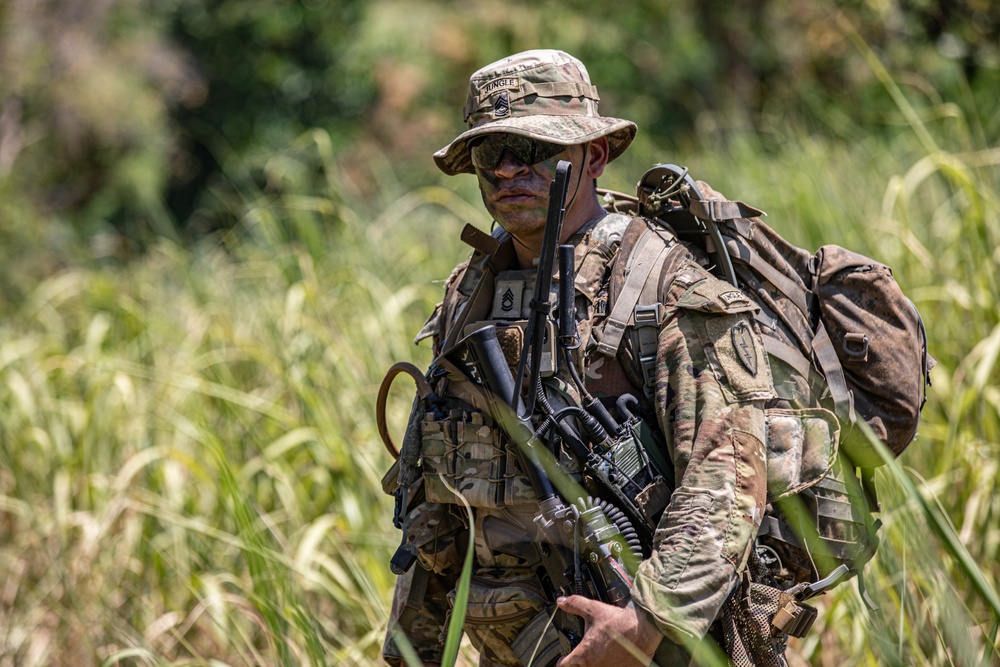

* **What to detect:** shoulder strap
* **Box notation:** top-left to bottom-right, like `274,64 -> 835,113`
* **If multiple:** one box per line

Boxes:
596,220 -> 678,359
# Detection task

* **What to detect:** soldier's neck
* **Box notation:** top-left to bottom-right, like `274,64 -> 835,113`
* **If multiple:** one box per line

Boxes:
512,202 -> 607,270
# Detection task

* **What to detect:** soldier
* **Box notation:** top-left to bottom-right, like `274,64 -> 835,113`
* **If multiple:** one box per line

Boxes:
382,50 -> 778,666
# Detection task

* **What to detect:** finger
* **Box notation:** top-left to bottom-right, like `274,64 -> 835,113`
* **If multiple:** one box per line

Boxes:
557,594 -> 597,621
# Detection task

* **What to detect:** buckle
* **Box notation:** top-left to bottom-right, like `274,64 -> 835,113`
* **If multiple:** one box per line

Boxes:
707,200 -> 719,222
392,486 -> 409,530
633,303 -> 661,327
771,595 -> 817,638
639,354 -> 657,392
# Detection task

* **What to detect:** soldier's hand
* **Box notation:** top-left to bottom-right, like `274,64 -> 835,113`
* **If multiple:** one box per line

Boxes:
555,595 -> 663,667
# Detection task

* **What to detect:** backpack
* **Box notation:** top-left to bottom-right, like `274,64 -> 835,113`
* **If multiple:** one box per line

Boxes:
595,164 -> 935,589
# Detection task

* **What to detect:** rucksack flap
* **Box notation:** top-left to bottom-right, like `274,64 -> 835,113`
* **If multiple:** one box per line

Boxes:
811,245 -> 936,466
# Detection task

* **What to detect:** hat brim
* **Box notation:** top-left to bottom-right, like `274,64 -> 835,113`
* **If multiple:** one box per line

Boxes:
433,115 -> 637,176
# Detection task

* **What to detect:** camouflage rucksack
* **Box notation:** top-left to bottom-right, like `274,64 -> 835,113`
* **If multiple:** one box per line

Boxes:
595,164 -> 934,590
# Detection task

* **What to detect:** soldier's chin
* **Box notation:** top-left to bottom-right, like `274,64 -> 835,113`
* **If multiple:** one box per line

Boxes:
497,216 -> 546,239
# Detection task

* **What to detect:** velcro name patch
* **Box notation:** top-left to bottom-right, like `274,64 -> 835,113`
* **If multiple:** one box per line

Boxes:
720,290 -> 751,307
481,76 -> 520,97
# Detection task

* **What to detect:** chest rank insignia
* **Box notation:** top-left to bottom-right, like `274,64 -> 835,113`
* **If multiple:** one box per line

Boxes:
501,287 -> 516,312
731,320 -> 758,377
492,278 -> 525,319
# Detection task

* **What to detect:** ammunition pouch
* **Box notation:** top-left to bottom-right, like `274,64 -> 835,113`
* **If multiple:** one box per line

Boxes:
763,406 -> 840,503
420,408 -> 538,509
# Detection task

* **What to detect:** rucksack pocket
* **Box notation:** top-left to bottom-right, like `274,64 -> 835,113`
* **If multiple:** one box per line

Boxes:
764,407 -> 840,502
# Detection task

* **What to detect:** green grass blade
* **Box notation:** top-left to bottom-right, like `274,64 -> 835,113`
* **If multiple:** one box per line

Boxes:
863,421 -> 1000,623
438,481 -> 476,667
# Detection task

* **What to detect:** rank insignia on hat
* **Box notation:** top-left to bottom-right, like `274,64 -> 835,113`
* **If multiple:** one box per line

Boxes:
493,91 -> 510,118
731,320 -> 758,377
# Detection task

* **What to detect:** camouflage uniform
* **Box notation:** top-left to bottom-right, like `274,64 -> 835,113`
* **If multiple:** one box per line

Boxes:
382,50 -> 775,666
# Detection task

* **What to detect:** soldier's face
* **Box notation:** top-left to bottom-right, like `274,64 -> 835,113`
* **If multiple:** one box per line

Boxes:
474,139 -> 581,242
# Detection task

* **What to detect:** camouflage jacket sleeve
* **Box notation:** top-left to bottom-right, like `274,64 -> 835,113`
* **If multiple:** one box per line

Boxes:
631,264 -> 773,644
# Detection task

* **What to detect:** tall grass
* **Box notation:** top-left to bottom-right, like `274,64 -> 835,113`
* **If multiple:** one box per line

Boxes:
0,139 -> 474,665
1,82 -> 998,667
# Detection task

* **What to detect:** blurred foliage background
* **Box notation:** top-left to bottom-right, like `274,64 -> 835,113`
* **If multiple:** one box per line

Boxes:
0,0 -> 998,665
4,0 -> 998,261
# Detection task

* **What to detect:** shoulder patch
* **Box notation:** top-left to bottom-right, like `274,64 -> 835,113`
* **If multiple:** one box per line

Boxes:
730,320 -> 759,376
702,314 -> 774,402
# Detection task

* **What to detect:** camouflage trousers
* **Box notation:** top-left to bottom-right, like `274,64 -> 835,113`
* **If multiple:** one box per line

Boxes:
384,501 -> 556,667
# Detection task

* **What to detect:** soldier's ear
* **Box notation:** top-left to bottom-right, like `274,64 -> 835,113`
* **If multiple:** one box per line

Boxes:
585,137 -> 610,180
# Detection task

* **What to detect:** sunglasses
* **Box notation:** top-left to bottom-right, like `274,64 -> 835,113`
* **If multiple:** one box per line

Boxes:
469,134 -> 566,170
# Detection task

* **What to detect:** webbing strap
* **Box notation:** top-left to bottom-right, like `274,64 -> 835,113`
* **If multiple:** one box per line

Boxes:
811,322 -> 856,425
596,230 -> 674,358
516,81 -> 599,100
762,335 -> 814,381
689,198 -> 765,222
723,235 -> 810,317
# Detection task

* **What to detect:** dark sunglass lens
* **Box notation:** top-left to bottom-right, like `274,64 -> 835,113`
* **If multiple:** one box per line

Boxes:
470,134 -> 565,170
470,136 -> 504,170
531,140 -> 564,163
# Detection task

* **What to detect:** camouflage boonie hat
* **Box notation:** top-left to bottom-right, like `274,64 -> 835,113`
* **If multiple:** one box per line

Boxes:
434,49 -> 637,176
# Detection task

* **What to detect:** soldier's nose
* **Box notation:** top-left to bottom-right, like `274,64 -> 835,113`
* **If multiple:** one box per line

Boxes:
494,149 -> 530,178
